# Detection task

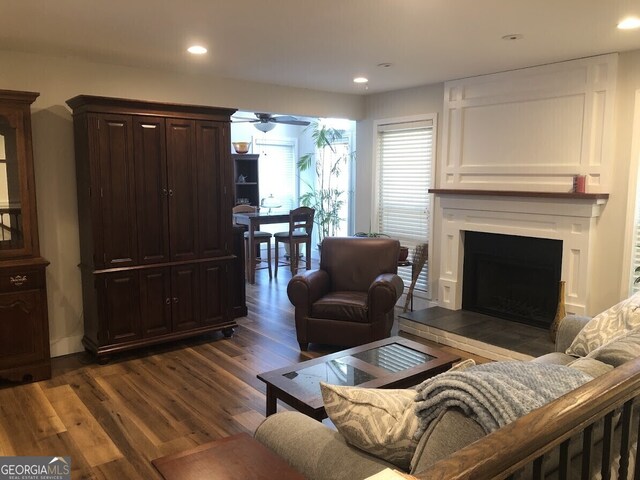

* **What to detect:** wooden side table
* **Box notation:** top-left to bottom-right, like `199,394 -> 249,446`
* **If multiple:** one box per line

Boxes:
152,433 -> 305,480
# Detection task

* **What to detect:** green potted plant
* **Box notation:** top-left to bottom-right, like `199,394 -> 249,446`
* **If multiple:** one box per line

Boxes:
298,121 -> 353,245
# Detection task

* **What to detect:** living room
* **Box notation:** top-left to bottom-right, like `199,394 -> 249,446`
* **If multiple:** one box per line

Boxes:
3,2 -> 640,479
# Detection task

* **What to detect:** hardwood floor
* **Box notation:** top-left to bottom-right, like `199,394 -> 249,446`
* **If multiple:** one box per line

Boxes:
0,267 -> 485,479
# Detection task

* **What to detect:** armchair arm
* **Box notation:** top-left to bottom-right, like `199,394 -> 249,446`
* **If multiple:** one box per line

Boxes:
287,269 -> 331,310
368,273 -> 404,314
555,315 -> 592,353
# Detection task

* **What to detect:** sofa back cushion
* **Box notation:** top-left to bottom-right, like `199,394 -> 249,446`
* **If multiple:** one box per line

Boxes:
585,328 -> 640,367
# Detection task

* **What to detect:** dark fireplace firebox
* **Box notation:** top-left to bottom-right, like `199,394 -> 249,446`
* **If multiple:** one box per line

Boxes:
462,231 -> 562,329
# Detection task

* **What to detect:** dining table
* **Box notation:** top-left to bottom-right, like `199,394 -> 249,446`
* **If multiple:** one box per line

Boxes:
233,210 -> 290,284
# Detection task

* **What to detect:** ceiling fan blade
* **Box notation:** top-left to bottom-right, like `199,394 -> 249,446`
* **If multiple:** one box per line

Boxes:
271,116 -> 310,126
231,116 -> 259,123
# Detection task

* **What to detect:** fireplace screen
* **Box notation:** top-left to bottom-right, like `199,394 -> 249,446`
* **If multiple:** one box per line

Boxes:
462,232 -> 562,328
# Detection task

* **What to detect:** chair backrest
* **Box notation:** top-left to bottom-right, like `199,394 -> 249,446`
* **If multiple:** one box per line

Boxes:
232,205 -> 257,214
320,236 -> 400,292
288,207 -> 314,237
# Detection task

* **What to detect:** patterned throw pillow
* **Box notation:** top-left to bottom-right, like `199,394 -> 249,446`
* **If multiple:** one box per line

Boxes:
585,328 -> 640,367
320,383 -> 419,470
566,292 -> 640,357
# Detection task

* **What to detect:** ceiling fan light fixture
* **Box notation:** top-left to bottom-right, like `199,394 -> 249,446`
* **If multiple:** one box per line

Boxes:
618,17 -> 640,30
254,122 -> 276,133
187,45 -> 207,55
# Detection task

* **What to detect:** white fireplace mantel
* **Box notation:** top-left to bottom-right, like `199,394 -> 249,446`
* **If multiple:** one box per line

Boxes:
433,190 -> 609,317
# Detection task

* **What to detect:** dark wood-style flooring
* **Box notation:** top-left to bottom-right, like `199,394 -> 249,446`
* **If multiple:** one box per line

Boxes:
0,266 -> 485,479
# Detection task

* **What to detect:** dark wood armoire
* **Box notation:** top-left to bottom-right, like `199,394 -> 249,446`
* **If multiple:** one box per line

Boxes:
0,90 -> 51,382
66,95 -> 239,360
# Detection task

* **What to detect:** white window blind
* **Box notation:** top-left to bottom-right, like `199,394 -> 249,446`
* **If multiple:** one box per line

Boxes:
376,118 -> 434,293
254,137 -> 297,234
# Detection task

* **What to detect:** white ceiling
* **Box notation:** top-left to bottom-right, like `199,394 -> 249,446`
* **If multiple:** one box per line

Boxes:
1,1 -> 639,95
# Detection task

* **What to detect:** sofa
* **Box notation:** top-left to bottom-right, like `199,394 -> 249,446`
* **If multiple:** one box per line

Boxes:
254,294 -> 640,480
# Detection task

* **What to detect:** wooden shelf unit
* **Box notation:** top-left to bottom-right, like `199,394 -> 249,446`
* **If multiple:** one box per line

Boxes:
233,154 -> 260,206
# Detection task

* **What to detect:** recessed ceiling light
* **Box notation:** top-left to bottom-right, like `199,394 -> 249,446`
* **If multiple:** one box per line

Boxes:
187,45 -> 207,55
617,17 -> 640,30
502,33 -> 524,41
377,63 -> 392,68
353,77 -> 368,84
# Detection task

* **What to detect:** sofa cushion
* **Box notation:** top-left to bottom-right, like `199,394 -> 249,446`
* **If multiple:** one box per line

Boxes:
567,357 -> 614,377
566,291 -> 640,357
312,292 -> 368,323
530,352 -> 576,366
585,328 -> 640,367
320,382 -> 418,470
410,409 -> 485,474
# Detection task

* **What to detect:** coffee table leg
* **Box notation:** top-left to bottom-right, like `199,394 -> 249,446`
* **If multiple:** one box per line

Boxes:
266,386 -> 277,416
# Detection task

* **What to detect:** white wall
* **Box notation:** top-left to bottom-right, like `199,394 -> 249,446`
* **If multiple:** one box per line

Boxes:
356,83 -> 444,308
0,49 -> 364,357
357,49 -> 640,315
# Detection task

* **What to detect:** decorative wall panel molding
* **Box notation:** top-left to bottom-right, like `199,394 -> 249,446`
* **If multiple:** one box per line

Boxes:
440,54 -> 618,192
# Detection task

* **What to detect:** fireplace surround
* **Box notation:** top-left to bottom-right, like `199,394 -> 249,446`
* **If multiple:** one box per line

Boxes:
434,190 -> 607,318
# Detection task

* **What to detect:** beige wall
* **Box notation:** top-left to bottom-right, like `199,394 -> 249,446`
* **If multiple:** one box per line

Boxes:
5,46 -> 640,356
0,49 -> 364,356
357,49 -> 640,315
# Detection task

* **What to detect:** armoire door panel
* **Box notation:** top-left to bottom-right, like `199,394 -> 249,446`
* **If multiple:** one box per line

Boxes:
196,121 -> 225,258
200,261 -> 225,326
0,291 -> 45,368
95,114 -> 138,268
166,119 -> 199,262
139,267 -> 172,337
134,117 -> 170,265
101,271 -> 141,344
171,264 -> 200,331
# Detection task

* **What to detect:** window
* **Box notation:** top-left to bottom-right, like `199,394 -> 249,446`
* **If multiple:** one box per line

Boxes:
632,181 -> 640,293
253,137 -> 297,233
317,134 -> 351,237
375,116 -> 436,294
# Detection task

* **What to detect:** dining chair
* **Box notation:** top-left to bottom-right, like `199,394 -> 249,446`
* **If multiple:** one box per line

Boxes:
274,207 -> 315,277
232,205 -> 273,279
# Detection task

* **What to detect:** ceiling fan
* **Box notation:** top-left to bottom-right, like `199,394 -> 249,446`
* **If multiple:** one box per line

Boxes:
232,112 -> 311,132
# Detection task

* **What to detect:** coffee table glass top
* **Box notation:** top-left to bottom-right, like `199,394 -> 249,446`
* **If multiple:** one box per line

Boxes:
281,342 -> 435,396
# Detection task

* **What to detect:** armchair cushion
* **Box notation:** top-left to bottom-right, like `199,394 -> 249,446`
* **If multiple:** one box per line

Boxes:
312,292 -> 368,323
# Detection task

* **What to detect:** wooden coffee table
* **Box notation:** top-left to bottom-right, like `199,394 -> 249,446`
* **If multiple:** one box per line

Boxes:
257,336 -> 460,420
152,432 -> 305,480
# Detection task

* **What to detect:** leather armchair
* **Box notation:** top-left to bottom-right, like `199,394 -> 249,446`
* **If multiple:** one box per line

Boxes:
287,236 -> 404,350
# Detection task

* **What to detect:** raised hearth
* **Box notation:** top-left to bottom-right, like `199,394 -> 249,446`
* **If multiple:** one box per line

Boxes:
399,307 -> 555,361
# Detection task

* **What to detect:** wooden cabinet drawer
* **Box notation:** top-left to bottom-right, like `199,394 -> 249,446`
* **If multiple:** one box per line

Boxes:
0,269 -> 45,292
